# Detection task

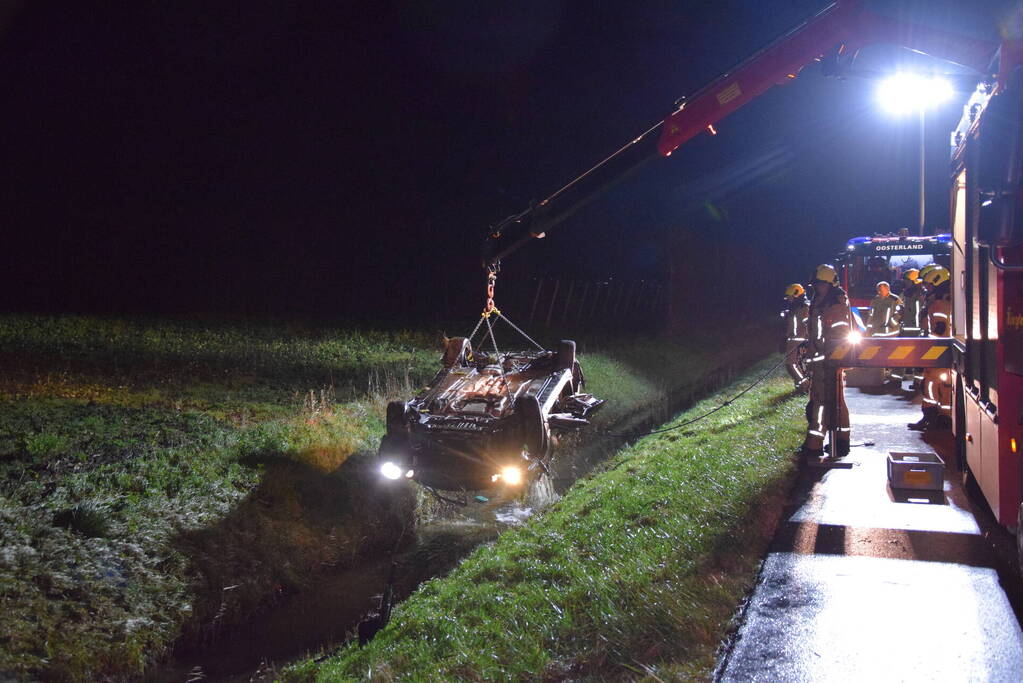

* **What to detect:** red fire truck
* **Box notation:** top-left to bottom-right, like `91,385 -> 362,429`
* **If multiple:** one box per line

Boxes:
836,232 -> 951,308
948,74 -> 1023,536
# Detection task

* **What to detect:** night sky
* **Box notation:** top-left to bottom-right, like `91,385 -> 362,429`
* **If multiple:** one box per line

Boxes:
0,1 -> 1015,322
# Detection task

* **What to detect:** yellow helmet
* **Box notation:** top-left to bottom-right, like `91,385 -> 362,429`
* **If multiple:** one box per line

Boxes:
813,264 -> 839,286
922,265 -> 950,288
903,268 -> 920,284
785,283 -> 805,299
918,263 -> 939,282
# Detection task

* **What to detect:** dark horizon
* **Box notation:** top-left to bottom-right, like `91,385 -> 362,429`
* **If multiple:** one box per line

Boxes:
1,0 -> 1015,323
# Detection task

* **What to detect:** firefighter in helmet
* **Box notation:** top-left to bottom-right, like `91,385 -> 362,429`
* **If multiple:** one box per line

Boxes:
909,265 -> 953,430
897,268 -> 925,336
866,280 -> 902,337
800,264 -> 852,460
780,283 -> 810,393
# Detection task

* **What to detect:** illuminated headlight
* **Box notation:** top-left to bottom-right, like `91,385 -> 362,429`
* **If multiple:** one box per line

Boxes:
405,469 -> 415,479
847,244 -> 855,251
847,330 -> 863,344
940,372 -> 949,382
380,461 -> 403,480
500,466 -> 523,486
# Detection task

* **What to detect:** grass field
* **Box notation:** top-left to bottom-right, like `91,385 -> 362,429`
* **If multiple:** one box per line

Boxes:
285,360 -> 805,681
0,314 -> 772,680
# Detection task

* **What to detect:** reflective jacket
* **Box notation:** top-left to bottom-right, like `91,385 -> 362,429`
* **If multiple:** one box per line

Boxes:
898,284 -> 926,335
780,297 -> 810,342
809,286 -> 852,359
867,293 -> 902,337
926,294 -> 952,338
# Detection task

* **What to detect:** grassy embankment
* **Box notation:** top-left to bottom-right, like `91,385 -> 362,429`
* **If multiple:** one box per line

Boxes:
287,360 -> 806,681
0,314 -> 768,680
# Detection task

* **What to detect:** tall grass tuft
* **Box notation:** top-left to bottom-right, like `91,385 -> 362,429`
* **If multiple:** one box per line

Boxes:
53,500 -> 112,538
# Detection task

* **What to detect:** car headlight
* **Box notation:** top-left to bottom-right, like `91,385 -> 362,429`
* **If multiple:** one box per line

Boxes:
380,461 -> 403,480
500,466 -> 523,486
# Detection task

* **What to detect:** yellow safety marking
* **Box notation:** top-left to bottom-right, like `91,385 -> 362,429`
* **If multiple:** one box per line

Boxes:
921,346 -> 947,360
830,344 -> 850,360
859,345 -> 880,360
888,345 -> 915,361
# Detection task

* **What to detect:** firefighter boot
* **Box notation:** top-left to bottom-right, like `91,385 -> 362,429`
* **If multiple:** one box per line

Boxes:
798,445 -> 824,462
908,407 -> 938,431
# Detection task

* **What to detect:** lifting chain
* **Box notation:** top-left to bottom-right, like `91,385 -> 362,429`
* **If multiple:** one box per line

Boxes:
483,263 -> 500,317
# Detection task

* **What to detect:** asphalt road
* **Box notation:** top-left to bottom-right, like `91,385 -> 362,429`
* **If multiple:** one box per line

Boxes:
718,379 -> 1023,682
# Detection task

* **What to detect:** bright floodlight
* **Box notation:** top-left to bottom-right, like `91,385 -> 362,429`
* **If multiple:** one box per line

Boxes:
877,73 -> 953,114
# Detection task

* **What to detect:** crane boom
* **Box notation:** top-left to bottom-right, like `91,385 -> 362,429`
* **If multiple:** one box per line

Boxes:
657,0 -> 996,156
485,0 -> 1001,268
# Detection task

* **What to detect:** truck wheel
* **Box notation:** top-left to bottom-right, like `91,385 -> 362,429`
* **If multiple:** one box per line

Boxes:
516,395 -> 550,459
555,340 -> 576,373
386,401 -> 408,435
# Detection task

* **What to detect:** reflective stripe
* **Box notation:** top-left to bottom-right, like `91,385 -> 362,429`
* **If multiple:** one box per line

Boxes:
922,397 -> 938,405
817,406 -> 825,427
831,321 -> 849,328
808,430 -> 824,437
838,427 -> 851,432
940,404 -> 951,410
932,312 -> 948,319
792,366 -> 804,380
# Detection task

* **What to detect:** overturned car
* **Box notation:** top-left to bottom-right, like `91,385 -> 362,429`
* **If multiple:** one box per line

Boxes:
378,337 -> 605,491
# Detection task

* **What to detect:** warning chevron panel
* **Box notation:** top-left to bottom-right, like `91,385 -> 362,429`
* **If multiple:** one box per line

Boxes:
827,338 -> 952,368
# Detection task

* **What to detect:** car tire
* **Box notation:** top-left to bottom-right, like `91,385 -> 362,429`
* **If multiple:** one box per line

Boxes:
516,395 -> 550,459
386,401 -> 407,435
555,340 -> 576,373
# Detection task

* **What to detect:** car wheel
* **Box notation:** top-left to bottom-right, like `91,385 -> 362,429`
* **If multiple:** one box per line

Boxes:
555,340 -> 576,373
386,401 -> 408,435
515,395 -> 550,459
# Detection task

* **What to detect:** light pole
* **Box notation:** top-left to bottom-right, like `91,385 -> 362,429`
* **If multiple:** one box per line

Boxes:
877,73 -> 954,236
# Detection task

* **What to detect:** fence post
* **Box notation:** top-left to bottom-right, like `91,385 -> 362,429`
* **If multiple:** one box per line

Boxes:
561,280 -> 576,321
545,279 -> 561,327
576,281 -> 591,322
528,277 -> 544,326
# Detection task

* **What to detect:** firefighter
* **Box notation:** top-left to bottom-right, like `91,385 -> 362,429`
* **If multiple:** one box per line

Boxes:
866,280 -> 902,337
780,283 -> 810,393
897,268 -> 925,336
800,264 -> 852,460
908,265 -> 953,431
893,268 -> 925,382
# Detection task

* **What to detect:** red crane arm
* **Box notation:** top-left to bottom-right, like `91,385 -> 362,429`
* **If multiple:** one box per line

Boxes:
657,0 -> 998,157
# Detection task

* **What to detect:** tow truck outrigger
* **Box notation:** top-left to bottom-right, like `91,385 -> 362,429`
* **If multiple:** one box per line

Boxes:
380,1 -> 1023,567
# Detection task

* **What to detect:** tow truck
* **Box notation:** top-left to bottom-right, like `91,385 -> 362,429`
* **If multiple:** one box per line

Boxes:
384,0 -> 1023,567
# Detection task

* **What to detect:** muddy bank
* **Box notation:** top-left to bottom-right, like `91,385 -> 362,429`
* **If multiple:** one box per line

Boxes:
153,346 -> 770,681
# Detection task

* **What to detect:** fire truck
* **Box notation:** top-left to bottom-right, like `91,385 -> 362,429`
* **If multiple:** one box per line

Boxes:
837,232 -> 951,308
487,0 -> 1022,564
